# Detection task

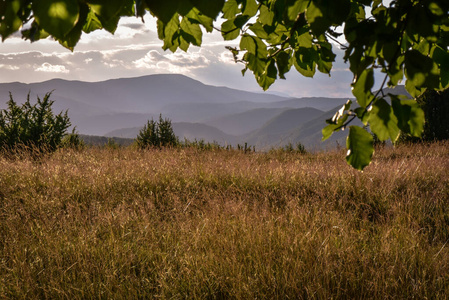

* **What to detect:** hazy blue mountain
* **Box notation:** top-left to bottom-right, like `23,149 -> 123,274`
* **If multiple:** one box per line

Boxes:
205,108 -> 290,136
284,106 -> 354,150
172,123 -> 236,144
264,97 -> 348,111
105,122 -> 237,145
247,105 -> 363,151
159,101 -> 265,122
76,113 -> 155,136
0,74 -> 287,114
0,74 -> 289,135
0,75 -> 409,150
244,107 -> 325,148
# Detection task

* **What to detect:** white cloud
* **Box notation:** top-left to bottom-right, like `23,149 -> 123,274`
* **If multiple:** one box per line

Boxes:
218,51 -> 235,64
133,49 -> 211,74
0,64 -> 20,70
35,63 -> 69,73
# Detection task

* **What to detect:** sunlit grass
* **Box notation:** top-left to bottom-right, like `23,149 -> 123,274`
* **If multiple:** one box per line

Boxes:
1,142 -> 448,298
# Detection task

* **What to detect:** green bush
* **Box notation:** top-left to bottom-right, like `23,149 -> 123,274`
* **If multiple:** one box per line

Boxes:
0,92 -> 70,152
61,129 -> 84,150
136,115 -> 178,149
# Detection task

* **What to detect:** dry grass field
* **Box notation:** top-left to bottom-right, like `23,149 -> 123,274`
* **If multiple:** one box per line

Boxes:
1,142 -> 449,298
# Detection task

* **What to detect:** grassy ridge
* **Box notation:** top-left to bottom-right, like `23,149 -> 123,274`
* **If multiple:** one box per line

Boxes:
1,143 -> 449,298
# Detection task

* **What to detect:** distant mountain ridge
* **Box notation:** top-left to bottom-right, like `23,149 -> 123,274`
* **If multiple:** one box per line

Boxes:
1,74 -> 403,150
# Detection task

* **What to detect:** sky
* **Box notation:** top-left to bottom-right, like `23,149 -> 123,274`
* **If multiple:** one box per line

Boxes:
0,13 -> 379,98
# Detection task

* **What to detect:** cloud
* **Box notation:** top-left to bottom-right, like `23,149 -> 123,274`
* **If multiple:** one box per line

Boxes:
133,49 -> 211,73
218,50 -> 235,64
36,63 -> 69,73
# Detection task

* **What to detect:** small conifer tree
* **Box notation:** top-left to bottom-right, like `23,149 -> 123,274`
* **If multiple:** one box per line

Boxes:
136,115 -> 178,148
157,114 -> 178,147
136,119 -> 158,148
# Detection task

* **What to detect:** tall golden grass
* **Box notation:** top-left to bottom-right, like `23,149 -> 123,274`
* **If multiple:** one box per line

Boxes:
1,142 -> 448,298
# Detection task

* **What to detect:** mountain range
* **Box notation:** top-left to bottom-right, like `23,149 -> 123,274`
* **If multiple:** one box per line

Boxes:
0,74 -> 390,150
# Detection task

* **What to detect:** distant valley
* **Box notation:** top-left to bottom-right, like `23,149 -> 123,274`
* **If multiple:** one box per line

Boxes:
0,74 -> 407,150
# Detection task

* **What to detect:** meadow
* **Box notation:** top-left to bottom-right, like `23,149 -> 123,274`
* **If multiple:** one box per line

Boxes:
1,142 -> 448,299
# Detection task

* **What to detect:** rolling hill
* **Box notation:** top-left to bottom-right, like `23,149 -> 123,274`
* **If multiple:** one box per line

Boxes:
0,74 -> 408,150
204,108 -> 290,136
243,107 -> 326,148
105,122 -> 237,145
0,74 -> 288,135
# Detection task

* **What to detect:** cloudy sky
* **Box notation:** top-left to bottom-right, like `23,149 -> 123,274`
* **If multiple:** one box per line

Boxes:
0,14 -> 379,98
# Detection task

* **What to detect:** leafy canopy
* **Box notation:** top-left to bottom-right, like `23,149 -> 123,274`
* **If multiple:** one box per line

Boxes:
1,0 -> 448,169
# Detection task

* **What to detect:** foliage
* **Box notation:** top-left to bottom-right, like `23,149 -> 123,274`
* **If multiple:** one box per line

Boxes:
1,143 -> 449,298
60,128 -> 85,150
78,135 -> 135,147
181,138 -> 226,150
417,87 -> 449,141
272,142 -> 307,154
0,92 -> 71,152
136,115 -> 178,148
397,87 -> 449,143
1,0 -> 448,169
106,137 -> 121,149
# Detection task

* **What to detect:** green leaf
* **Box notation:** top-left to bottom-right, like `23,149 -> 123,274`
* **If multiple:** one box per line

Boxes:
159,15 -> 181,52
221,15 -> 249,40
432,45 -> 449,88
306,0 -> 350,35
352,68 -> 374,108
59,3 -> 90,50
186,7 -> 214,32
189,0 -> 224,19
275,50 -> 293,79
368,98 -> 400,142
322,114 -> 348,141
145,0 -> 181,24
242,0 -> 258,17
428,2 -> 445,16
88,0 -> 134,33
240,34 -> 268,58
317,42 -> 335,74
286,0 -> 307,21
21,21 -> 50,42
387,55 -> 405,86
295,29 -> 313,48
259,5 -> 274,25
32,0 -> 80,40
249,22 -> 269,39
222,0 -> 240,19
0,0 -> 22,41
391,95 -> 425,137
306,1 -> 328,36
322,123 -> 339,141
244,53 -> 267,76
322,101 -> 351,141
293,47 -> 317,77
180,17 -> 202,46
405,80 -> 427,99
346,126 -> 374,171
405,49 -> 440,89
256,59 -> 277,90
83,9 -> 102,33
